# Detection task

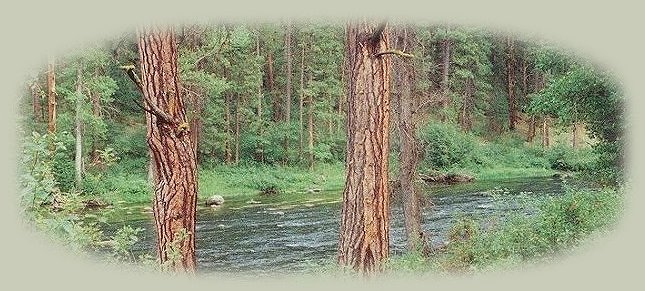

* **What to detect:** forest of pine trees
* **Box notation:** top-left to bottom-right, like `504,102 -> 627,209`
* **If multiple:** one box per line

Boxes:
18,21 -> 624,276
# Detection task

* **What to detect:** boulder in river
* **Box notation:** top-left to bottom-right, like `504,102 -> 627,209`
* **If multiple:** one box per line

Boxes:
420,172 -> 475,184
205,195 -> 225,206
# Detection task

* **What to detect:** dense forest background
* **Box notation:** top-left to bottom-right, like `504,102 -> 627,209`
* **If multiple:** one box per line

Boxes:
18,22 -> 623,209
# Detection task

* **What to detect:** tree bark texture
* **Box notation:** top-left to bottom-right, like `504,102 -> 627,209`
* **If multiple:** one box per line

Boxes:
337,21 -> 392,275
392,26 -> 426,252
47,58 -> 57,134
138,26 -> 197,272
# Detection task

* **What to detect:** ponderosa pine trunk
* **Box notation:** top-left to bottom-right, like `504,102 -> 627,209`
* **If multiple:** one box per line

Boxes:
138,26 -> 197,272
337,21 -> 392,275
47,58 -> 56,134
392,26 -> 426,253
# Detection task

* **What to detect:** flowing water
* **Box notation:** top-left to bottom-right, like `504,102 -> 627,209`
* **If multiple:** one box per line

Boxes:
100,176 -> 570,275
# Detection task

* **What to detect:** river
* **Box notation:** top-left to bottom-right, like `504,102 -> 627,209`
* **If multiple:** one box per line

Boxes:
99,176 -> 568,275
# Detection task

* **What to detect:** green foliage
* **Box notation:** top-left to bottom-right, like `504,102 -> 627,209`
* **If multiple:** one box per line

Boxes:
418,122 -> 480,169
437,187 -> 622,272
18,132 -> 63,207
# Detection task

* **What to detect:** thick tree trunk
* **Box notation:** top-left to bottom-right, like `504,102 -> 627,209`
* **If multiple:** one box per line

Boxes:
74,66 -> 83,190
506,37 -> 517,131
337,21 -> 392,275
138,26 -> 197,272
393,26 -> 427,253
47,58 -> 56,134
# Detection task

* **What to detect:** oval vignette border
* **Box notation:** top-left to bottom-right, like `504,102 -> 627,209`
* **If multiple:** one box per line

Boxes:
0,1 -> 642,291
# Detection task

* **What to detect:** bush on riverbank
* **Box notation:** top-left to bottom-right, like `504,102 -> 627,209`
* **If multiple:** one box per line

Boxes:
436,186 -> 622,272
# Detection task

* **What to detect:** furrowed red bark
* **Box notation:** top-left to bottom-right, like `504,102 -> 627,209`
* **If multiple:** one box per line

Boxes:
138,26 -> 197,272
337,20 -> 392,275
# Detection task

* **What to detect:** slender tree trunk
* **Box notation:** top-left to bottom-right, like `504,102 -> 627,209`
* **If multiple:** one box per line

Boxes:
256,33 -> 265,163
282,21 -> 293,165
440,38 -> 451,121
542,115 -> 550,148
267,53 -> 280,122
337,21 -> 392,275
90,69 -> 103,162
393,26 -> 427,253
47,58 -> 56,134
138,26 -> 197,272
299,39 -> 306,159
224,93 -> 233,164
307,71 -> 314,170
441,38 -> 451,98
74,66 -> 83,190
284,21 -> 292,123
188,91 -> 202,161
527,115 -> 536,142
234,96 -> 241,165
506,36 -> 517,131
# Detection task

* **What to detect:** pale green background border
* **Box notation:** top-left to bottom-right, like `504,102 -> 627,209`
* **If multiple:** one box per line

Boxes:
1,0 -> 641,290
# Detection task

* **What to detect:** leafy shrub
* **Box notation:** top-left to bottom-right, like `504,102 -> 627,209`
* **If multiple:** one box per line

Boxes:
419,123 -> 480,169
545,144 -> 595,172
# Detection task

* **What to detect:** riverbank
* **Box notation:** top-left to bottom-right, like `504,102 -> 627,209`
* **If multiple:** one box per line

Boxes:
94,163 -> 559,205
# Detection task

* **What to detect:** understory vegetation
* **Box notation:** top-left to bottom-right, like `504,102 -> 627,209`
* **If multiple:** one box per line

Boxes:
385,186 -> 622,274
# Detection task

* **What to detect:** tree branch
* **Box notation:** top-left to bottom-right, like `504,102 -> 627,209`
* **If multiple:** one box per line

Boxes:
119,65 -> 175,124
373,49 -> 415,58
